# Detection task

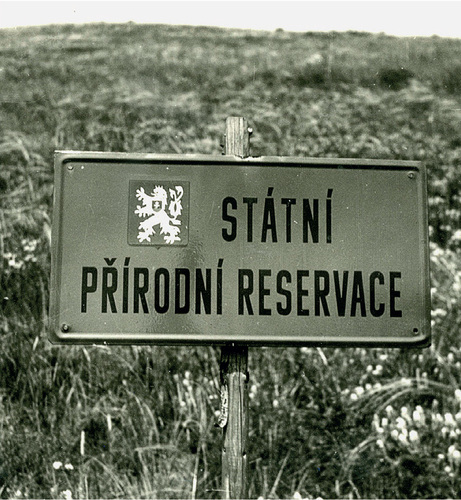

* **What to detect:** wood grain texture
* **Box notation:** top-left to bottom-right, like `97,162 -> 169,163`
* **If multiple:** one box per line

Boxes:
221,345 -> 248,499
225,116 -> 251,158
221,116 -> 250,499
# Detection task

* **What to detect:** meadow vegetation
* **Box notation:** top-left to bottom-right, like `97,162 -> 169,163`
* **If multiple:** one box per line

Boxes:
1,23 -> 461,498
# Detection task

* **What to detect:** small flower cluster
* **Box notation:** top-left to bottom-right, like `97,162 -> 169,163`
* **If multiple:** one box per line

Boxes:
51,461 -> 74,500
373,405 -> 425,450
53,461 -> 74,471
341,352 -> 394,402
344,381 -> 383,401
292,492 -> 323,500
257,494 -> 322,500
173,371 -> 219,422
49,488 -> 73,500
174,371 -> 196,410
371,389 -> 461,477
430,242 -> 461,330
3,238 -> 39,271
3,251 -> 23,270
366,363 -> 384,376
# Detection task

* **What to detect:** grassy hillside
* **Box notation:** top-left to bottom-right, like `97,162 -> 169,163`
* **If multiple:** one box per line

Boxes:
1,22 -> 461,499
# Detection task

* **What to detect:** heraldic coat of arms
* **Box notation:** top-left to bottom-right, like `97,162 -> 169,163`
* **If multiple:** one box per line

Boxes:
128,181 -> 188,246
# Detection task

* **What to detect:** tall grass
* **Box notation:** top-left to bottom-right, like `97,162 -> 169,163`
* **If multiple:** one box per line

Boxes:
1,23 -> 461,498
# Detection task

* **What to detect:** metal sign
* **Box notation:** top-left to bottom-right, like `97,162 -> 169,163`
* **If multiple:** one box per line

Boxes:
49,152 -> 430,346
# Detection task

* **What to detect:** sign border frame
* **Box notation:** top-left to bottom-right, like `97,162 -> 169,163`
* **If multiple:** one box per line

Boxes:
50,151 -> 431,347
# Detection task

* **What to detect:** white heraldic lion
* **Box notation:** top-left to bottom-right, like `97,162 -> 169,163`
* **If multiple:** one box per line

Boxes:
134,185 -> 183,244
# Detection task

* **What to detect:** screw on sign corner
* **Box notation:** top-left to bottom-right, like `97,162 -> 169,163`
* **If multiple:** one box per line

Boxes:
61,323 -> 70,333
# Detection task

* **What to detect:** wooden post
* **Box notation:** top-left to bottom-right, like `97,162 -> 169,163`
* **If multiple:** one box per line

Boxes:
225,116 -> 251,158
220,117 -> 250,499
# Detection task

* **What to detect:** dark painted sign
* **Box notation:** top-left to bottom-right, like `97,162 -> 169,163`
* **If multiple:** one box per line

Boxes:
49,152 -> 430,346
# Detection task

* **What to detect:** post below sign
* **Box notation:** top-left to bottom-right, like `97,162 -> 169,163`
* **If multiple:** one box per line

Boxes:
50,152 -> 430,346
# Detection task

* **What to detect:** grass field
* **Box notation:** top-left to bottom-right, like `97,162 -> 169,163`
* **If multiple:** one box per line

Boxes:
1,22 -> 461,499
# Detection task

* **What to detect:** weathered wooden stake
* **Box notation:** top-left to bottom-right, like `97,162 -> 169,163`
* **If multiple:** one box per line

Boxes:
220,345 -> 248,499
220,116 -> 250,499
224,116 -> 251,158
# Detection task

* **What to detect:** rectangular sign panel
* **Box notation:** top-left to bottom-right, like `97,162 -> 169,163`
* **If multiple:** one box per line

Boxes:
50,152 -> 430,346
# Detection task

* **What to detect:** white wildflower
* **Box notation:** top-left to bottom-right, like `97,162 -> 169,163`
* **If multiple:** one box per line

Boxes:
53,461 -> 63,470
412,406 -> 425,425
445,413 -> 455,426
455,389 -> 461,403
372,365 -> 383,376
396,417 -> 406,429
432,308 -> 447,318
409,430 -> 419,442
355,386 -> 365,396
60,490 -> 73,500
398,433 -> 408,444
